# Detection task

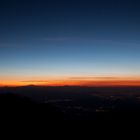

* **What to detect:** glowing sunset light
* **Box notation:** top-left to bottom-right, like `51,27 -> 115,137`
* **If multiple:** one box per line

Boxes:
0,0 -> 140,88
1,76 -> 140,87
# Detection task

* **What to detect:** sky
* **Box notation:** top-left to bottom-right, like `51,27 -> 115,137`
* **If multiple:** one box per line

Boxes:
0,0 -> 140,86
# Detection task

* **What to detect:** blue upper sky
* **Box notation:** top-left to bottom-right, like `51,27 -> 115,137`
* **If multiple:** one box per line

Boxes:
0,0 -> 140,81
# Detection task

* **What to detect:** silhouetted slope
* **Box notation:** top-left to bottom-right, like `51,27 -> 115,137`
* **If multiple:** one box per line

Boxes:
0,93 -> 64,124
0,86 -> 140,124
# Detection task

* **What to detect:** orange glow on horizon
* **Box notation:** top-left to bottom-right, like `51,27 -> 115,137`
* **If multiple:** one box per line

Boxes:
1,76 -> 140,87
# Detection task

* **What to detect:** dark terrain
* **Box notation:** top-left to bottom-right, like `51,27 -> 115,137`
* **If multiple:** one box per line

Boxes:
0,86 -> 140,125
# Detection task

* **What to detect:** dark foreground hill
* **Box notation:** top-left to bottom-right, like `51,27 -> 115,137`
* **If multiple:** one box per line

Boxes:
0,86 -> 140,125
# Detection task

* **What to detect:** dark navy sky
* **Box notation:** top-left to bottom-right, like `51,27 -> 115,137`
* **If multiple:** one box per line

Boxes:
0,0 -> 140,82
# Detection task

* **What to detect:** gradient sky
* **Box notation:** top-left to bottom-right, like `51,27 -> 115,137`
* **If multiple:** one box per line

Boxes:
0,0 -> 140,86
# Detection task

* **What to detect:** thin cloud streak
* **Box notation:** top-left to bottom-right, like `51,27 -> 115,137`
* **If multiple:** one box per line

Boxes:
0,43 -> 16,47
69,76 -> 117,80
68,76 -> 140,81
21,80 -> 49,83
42,37 -> 69,41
